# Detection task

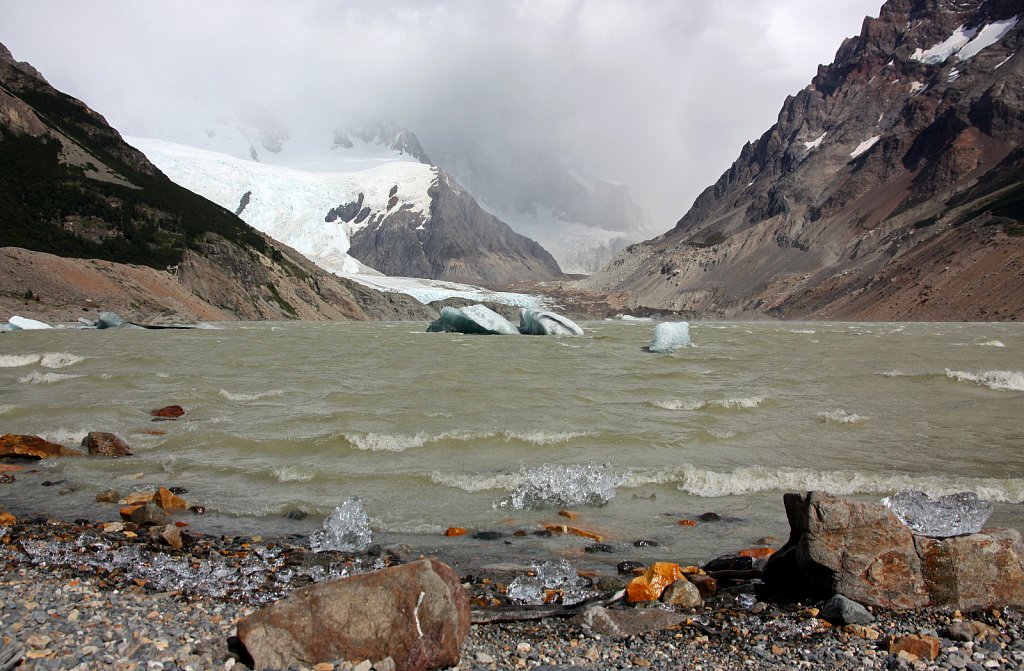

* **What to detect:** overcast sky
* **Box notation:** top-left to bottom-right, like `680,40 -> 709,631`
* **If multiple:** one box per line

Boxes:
1,0 -> 881,229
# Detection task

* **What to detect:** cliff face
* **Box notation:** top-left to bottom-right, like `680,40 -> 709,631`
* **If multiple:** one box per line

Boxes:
0,44 -> 434,323
581,0 -> 1024,320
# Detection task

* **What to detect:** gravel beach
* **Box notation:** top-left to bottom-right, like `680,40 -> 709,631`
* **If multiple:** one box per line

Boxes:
3,516 -> 1024,671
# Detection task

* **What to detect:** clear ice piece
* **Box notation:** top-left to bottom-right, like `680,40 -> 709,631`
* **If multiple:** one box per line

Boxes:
506,559 -> 591,605
426,305 -> 521,335
494,462 -> 622,510
518,309 -> 584,336
647,322 -> 692,353
309,496 -> 373,552
881,489 -> 992,537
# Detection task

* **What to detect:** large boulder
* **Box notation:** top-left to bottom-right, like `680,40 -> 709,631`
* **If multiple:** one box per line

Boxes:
763,491 -> 928,608
764,492 -> 1024,610
82,432 -> 132,457
0,434 -> 82,458
236,558 -> 469,671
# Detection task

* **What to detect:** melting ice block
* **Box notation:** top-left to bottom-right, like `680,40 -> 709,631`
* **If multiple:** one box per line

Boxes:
309,496 -> 373,552
507,559 -> 591,605
495,462 -> 622,510
518,309 -> 584,336
8,316 -> 53,330
881,489 -> 992,538
426,305 -> 520,335
647,322 -> 692,352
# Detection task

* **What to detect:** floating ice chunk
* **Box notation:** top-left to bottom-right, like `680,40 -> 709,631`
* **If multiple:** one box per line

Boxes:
507,559 -> 591,605
518,309 -> 584,336
494,462 -> 622,510
882,489 -> 992,537
426,305 -> 520,335
309,496 -> 373,552
96,311 -> 128,329
8,316 -> 52,330
647,322 -> 692,353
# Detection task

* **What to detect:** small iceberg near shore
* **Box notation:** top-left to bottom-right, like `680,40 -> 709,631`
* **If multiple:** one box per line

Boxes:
646,321 -> 692,353
518,309 -> 584,336
7,315 -> 53,330
426,304 -> 584,336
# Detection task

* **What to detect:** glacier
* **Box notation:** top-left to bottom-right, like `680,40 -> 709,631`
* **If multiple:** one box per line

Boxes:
647,322 -> 692,352
518,309 -> 584,336
427,305 -> 521,335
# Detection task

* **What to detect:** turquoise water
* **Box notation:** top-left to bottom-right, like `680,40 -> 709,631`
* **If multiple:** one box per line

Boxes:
1,320 -> 1022,569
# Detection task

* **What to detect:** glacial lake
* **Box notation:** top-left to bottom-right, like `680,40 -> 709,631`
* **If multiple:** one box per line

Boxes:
2,320 -> 1022,570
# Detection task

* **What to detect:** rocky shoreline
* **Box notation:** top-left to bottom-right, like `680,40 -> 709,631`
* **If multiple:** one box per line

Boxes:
3,513 -> 1024,671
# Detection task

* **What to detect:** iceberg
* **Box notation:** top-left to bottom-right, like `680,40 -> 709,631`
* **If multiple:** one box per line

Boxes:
507,559 -> 592,605
309,496 -> 373,552
426,305 -> 520,335
518,309 -> 584,336
494,462 -> 622,510
7,316 -> 53,330
647,321 -> 692,352
882,489 -> 993,538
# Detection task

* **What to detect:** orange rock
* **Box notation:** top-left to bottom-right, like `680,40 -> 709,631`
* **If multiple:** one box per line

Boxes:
681,565 -> 704,575
154,487 -> 187,511
144,430 -> 167,436
120,491 -> 155,506
0,512 -> 15,525
558,510 -> 580,520
543,524 -> 603,541
678,519 -> 697,527
149,405 -> 186,418
119,504 -> 144,520
889,635 -> 940,661
444,527 -> 467,537
0,434 -> 83,458
738,546 -> 775,559
626,562 -> 684,603
543,590 -> 563,604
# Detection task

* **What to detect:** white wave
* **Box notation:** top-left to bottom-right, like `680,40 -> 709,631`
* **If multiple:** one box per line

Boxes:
494,462 -> 623,509
218,388 -> 285,401
39,352 -> 85,369
346,430 -> 491,452
945,369 -> 1024,392
817,409 -> 867,425
35,428 -> 87,446
430,470 -> 527,493
880,369 -> 907,377
502,430 -> 592,446
790,329 -> 816,334
271,465 -> 316,482
0,353 -> 41,367
651,395 -> 764,411
18,371 -> 81,384
979,340 -> 1005,348
656,464 -> 1024,502
0,404 -> 13,415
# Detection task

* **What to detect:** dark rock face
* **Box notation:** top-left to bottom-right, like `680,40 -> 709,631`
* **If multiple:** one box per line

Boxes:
583,0 -> 1024,320
236,558 -> 470,671
764,491 -> 1024,609
348,170 -> 564,286
81,432 -> 132,457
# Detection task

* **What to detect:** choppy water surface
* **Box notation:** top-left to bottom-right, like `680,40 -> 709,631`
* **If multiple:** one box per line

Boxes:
2,320 -> 1022,569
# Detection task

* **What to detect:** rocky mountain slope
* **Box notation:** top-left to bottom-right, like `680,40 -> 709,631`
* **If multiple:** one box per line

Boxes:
581,0 -> 1023,321
138,122 -> 565,288
0,43 -> 434,323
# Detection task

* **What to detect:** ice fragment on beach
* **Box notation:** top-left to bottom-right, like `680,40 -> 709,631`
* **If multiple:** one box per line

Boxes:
426,305 -> 520,335
494,462 -> 623,510
507,559 -> 591,605
518,309 -> 584,336
310,496 -> 372,552
647,322 -> 692,353
881,489 -> 992,537
7,315 -> 52,330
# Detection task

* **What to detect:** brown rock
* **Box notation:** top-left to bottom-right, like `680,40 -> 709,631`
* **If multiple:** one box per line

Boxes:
119,504 -> 143,520
661,579 -> 702,607
686,573 -> 718,599
0,473 -> 13,484
738,546 -> 774,559
889,635 -> 940,661
81,431 -> 132,457
0,512 -> 15,525
0,433 -> 83,458
158,524 -> 184,549
149,405 -> 186,419
915,529 -> 1024,609
764,491 -> 928,608
120,491 -> 155,506
558,510 -> 580,520
236,558 -> 469,671
627,563 -> 683,603
95,489 -> 120,503
130,502 -> 170,527
154,487 -> 187,511
443,527 -> 466,537
543,524 -> 603,541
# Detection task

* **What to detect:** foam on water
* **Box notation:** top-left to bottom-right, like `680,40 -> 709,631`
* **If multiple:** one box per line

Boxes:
344,430 -> 492,451
18,371 -> 81,384
817,409 -> 867,424
0,353 -> 41,367
790,329 -> 817,334
39,352 -> 85,369
0,405 -> 13,415
219,389 -> 285,401
272,465 -> 317,482
502,430 -> 593,446
651,395 -> 765,411
945,369 -> 1024,391
429,470 -> 527,493
494,462 -> 623,510
979,341 -> 1005,347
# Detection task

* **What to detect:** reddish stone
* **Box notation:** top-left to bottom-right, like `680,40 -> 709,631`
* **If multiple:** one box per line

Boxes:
558,510 -> 580,520
149,405 -> 186,419
915,529 -> 1024,609
0,512 -> 15,525
738,546 -> 775,559
889,635 -> 940,660
154,487 -> 187,511
686,573 -> 718,599
443,527 -> 466,537
627,563 -> 684,603
0,434 -> 83,458
543,524 -> 603,541
678,519 -> 696,527
82,431 -> 133,457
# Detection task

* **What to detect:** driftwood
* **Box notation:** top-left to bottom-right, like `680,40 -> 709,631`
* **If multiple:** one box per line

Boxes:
470,589 -> 625,624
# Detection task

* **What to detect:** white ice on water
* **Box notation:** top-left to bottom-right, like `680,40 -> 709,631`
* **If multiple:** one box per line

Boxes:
518,309 -> 584,336
426,305 -> 521,335
309,496 -> 373,552
882,489 -> 993,537
7,316 -> 53,330
494,462 -> 623,510
506,559 -> 592,605
647,321 -> 692,353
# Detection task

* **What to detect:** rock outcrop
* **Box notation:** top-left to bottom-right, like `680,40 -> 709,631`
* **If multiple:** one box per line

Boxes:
581,0 -> 1024,320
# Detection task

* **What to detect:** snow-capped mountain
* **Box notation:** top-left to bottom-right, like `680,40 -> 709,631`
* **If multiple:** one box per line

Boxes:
131,123 -> 564,290
581,0 -> 1024,321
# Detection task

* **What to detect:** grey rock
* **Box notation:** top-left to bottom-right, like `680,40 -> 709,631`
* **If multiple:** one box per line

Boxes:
820,594 -> 875,625
660,579 -> 702,608
572,605 -> 685,638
